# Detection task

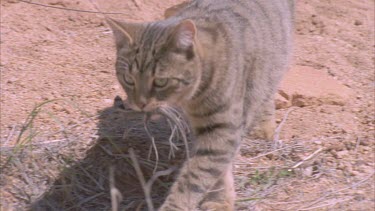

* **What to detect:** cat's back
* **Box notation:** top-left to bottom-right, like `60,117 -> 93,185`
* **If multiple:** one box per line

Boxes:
183,0 -> 294,23
179,0 -> 294,52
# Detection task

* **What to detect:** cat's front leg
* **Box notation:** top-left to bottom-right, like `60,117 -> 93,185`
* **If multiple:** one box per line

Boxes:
159,119 -> 242,211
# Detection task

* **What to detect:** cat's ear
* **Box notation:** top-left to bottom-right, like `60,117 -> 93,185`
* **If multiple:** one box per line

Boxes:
171,19 -> 196,50
106,18 -> 141,50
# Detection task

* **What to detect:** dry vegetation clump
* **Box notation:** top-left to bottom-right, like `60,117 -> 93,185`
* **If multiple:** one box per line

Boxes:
1,98 -> 191,210
3,99 -> 370,211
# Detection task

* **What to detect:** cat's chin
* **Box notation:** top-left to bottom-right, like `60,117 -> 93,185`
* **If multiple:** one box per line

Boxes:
148,113 -> 163,121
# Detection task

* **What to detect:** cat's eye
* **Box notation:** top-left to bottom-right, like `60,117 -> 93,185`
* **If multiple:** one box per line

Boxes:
153,78 -> 169,88
124,75 -> 135,86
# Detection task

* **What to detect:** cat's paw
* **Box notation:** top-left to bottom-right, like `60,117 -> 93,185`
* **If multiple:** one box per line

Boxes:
248,119 -> 276,141
200,201 -> 233,211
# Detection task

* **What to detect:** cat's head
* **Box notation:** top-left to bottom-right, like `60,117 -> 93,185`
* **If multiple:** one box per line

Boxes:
108,18 -> 202,112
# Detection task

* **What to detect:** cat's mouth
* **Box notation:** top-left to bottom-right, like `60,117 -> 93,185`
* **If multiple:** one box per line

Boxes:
132,97 -> 165,113
114,96 -> 173,121
133,102 -> 164,113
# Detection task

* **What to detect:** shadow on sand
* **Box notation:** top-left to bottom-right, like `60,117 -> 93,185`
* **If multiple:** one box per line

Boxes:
32,100 -> 189,210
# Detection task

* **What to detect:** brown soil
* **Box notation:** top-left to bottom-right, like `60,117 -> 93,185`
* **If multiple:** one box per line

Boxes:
1,0 -> 374,210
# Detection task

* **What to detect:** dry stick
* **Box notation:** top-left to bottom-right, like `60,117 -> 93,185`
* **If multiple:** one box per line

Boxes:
129,148 -> 155,211
295,171 -> 375,210
245,145 -> 298,162
76,163 -> 105,191
157,106 -> 195,207
166,119 -> 179,159
157,106 -> 192,206
74,193 -> 106,210
273,107 -> 295,148
19,0 -> 125,14
132,0 -> 140,8
3,125 -> 17,146
158,106 -> 190,159
0,139 -> 68,151
13,159 -> 34,186
291,147 -> 324,169
299,197 -> 353,211
145,166 -> 178,195
46,115 -> 98,137
110,166 -> 123,211
354,137 -> 361,154
144,115 -> 160,174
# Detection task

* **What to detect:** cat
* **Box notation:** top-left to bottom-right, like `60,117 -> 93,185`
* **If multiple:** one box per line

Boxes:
107,0 -> 294,210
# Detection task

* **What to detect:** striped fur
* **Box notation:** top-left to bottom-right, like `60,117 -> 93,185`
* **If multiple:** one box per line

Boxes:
108,0 -> 294,210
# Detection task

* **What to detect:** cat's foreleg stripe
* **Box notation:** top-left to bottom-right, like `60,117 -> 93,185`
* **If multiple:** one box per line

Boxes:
177,179 -> 205,194
182,171 -> 200,180
190,102 -> 230,118
195,148 -> 228,157
227,139 -> 240,148
194,122 -> 238,136
187,181 -> 205,193
197,166 -> 222,177
208,156 -> 231,163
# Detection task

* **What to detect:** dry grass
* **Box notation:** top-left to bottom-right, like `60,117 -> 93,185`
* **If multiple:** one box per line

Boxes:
1,100 -> 373,210
0,97 -> 190,210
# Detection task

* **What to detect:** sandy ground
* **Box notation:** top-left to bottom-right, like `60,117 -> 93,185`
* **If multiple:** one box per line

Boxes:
0,0 -> 374,210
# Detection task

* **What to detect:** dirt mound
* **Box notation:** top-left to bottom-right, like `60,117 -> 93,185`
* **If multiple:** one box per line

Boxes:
276,65 -> 354,108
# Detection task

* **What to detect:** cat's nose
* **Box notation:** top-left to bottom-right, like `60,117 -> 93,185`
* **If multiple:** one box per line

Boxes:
136,97 -> 148,110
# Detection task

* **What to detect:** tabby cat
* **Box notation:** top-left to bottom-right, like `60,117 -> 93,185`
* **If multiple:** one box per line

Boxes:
108,0 -> 294,210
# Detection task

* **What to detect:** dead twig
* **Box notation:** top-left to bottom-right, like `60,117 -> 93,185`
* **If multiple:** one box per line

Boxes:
354,137 -> 361,154
0,139 -> 68,151
132,0 -> 140,8
110,166 -> 123,211
295,171 -> 375,210
156,106 -> 190,159
144,114 -> 160,174
128,147 -> 177,211
129,148 -> 155,211
166,119 -> 179,159
273,107 -> 295,148
3,125 -> 17,146
298,197 -> 353,211
291,147 -> 324,169
245,145 -> 299,162
145,166 -> 178,195
20,0 -> 125,14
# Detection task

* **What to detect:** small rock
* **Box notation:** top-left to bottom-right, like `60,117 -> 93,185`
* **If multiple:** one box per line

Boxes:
313,140 -> 322,145
359,139 -> 370,146
278,90 -> 290,100
354,20 -> 363,26
291,94 -> 308,107
355,160 -> 368,166
103,99 -> 113,104
331,142 -> 345,151
303,166 -> 313,177
275,93 -> 291,109
52,104 -> 62,111
336,150 -> 349,159
344,141 -> 355,150
330,150 -> 338,158
265,153 -> 275,160
49,1 -> 67,7
354,193 -> 365,201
